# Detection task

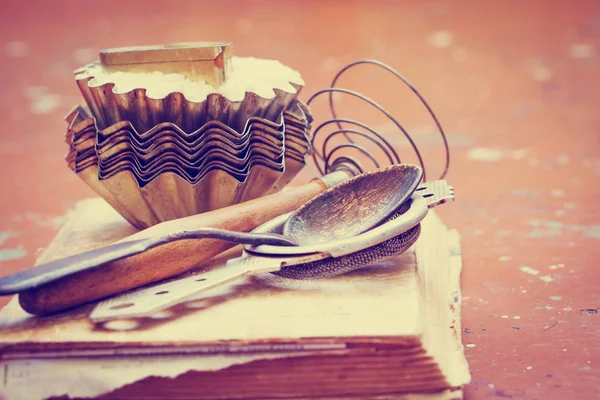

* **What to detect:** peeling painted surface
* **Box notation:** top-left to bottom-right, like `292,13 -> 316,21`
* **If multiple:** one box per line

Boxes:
467,148 -> 529,162
519,266 -> 540,276
0,232 -> 14,245
511,189 -> 539,199
0,248 -> 27,262
527,220 -> 600,239
0,0 -> 598,399
0,231 -> 27,262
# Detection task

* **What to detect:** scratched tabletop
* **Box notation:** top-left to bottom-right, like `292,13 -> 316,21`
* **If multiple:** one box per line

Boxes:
0,1 -> 599,399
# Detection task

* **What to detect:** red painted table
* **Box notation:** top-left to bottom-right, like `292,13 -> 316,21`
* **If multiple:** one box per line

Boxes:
0,0 -> 598,398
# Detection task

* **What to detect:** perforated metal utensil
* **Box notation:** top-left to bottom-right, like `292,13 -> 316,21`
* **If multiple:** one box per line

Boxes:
0,165 -> 422,295
90,180 -> 454,324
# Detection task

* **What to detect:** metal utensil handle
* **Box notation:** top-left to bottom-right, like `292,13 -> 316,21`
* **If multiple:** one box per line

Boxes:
91,201 -> 425,324
0,230 -> 295,295
90,180 -> 455,323
2,170 -> 352,300
90,256 -> 280,323
91,199 -> 428,323
415,180 -> 455,208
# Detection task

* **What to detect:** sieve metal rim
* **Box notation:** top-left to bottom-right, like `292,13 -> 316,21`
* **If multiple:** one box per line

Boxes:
244,193 -> 428,258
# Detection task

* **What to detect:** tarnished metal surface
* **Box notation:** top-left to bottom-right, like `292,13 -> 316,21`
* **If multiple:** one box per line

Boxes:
88,178 -> 454,322
0,168 -> 444,295
99,42 -> 232,87
282,164 -> 423,246
246,182 -> 452,258
63,100 -> 312,228
1,1 -> 600,398
74,66 -> 303,133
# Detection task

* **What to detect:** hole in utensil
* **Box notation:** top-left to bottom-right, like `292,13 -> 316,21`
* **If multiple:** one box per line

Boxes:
110,303 -> 134,310
186,299 -> 209,309
416,187 -> 427,191
155,291 -> 169,295
150,310 -> 173,319
422,193 -> 434,198
103,319 -> 139,331
196,278 -> 206,282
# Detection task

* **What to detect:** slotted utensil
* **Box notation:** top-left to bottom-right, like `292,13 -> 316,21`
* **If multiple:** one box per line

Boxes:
91,180 -> 454,323
0,164 -> 422,296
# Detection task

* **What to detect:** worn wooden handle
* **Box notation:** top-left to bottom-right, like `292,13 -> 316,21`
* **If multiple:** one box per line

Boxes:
18,180 -> 329,315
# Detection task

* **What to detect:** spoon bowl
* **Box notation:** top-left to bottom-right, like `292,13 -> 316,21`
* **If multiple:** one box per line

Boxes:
282,164 -> 423,246
0,164 -> 422,295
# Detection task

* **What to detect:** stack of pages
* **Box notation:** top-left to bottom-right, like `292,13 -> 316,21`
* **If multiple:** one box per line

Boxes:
0,198 -> 470,400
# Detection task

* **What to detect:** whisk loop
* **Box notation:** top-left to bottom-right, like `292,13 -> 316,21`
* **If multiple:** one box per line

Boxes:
307,59 -> 450,182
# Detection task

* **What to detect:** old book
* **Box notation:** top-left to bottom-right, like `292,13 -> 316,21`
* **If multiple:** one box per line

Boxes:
0,198 -> 470,400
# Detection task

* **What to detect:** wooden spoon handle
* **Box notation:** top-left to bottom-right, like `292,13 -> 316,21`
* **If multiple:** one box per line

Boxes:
19,173 -> 349,315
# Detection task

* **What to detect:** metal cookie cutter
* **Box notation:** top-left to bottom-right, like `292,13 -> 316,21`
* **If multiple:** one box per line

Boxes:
100,41 -> 232,87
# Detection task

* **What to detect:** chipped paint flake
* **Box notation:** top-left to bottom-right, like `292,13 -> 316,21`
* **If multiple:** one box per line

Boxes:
532,66 -> 552,82
501,315 -> 509,319
499,255 -> 512,262
320,56 -> 342,73
30,93 -> 62,114
0,231 -> 26,262
549,264 -> 565,270
5,41 -> 29,58
23,85 -> 63,115
467,148 -> 528,162
429,30 -> 454,48
465,343 -> 476,348
512,189 -> 538,199
73,48 -> 96,64
19,213 -> 66,229
549,296 -> 563,301
523,57 -> 552,82
527,220 -> 600,239
0,248 -> 26,262
0,231 -> 13,245
23,86 -> 47,99
540,275 -> 554,283
564,202 -> 577,210
569,43 -> 595,59
519,266 -> 540,275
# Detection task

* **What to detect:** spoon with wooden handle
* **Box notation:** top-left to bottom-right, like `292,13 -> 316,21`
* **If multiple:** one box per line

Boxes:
3,164 -> 420,294
5,164 -> 421,315
7,170 -> 348,315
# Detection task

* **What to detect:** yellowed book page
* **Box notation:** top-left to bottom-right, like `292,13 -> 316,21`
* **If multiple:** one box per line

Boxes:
0,198 -> 423,347
0,198 -> 469,400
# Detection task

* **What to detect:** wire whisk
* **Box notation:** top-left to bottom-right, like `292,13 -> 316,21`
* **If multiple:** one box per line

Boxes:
306,59 -> 450,182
